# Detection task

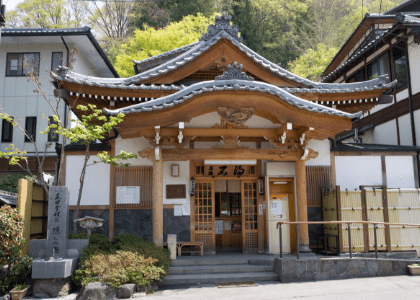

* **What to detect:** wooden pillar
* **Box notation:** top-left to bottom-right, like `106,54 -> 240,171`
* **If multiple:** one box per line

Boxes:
17,179 -> 33,256
109,138 -> 116,240
295,160 -> 311,252
153,158 -> 163,247
257,160 -> 264,254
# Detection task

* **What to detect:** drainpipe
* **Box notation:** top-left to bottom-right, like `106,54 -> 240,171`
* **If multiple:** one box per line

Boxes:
60,35 -> 69,129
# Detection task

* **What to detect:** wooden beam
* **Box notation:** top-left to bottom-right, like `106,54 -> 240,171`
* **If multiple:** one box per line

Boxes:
153,158 -> 164,247
296,160 -> 310,252
109,138 -> 116,240
360,186 -> 369,253
381,185 -> 391,252
139,147 -> 318,162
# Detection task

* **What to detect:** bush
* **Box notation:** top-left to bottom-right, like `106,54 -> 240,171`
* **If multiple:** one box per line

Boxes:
78,233 -> 117,266
0,174 -> 36,193
0,206 -> 25,272
73,251 -> 165,290
0,256 -> 33,296
68,232 -> 88,239
114,233 -> 171,270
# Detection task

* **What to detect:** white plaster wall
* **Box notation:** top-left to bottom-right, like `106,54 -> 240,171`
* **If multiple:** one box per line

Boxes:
409,41 -> 420,95
398,113 -> 413,146
115,136 -> 153,166
396,89 -> 409,102
369,101 -> 394,115
385,156 -> 415,189
163,161 -> 190,204
305,139 -> 331,166
335,156 -> 382,190
265,162 -> 295,176
65,155 -> 110,205
372,120 -> 398,145
414,109 -> 420,145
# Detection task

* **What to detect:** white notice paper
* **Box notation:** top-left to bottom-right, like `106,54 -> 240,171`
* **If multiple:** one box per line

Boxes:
174,205 -> 183,216
182,203 -> 190,216
216,220 -> 224,234
271,200 -> 283,216
116,186 -> 140,204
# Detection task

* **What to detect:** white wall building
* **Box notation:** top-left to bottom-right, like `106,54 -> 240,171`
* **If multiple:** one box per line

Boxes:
0,26 -> 118,175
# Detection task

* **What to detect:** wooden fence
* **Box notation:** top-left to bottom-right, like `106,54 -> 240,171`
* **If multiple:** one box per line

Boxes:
321,186 -> 420,257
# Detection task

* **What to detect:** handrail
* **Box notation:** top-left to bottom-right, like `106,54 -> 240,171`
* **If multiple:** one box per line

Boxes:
276,220 -> 420,260
276,221 -> 420,228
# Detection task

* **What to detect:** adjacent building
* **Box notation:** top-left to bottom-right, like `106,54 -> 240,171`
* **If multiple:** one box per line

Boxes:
0,26 -> 118,177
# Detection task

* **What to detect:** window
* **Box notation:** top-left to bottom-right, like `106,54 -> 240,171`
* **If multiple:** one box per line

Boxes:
6,53 -> 40,76
1,118 -> 13,142
393,43 -> 408,90
51,52 -> 63,72
48,116 -> 59,142
367,51 -> 391,80
346,68 -> 365,83
25,117 -> 37,142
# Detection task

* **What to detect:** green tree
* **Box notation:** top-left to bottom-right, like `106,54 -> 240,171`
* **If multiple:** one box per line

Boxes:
130,0 -> 170,30
0,174 -> 35,193
288,43 -> 338,81
158,0 -> 218,22
5,0 -> 88,28
114,13 -> 215,77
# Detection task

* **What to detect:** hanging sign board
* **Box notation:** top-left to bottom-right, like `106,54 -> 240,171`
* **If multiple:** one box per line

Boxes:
116,186 -> 140,204
203,165 -> 255,177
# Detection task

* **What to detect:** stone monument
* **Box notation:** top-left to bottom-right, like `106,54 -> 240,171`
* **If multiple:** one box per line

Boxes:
31,186 -> 80,297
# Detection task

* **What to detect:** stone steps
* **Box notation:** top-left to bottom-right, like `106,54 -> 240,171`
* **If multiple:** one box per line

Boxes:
159,272 -> 279,285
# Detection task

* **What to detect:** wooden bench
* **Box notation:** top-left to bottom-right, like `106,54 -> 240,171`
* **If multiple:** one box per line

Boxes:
162,241 -> 204,256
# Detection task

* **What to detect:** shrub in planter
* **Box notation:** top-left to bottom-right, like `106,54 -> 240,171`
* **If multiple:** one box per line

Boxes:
78,233 -> 117,266
114,233 -> 171,270
73,251 -> 165,290
0,256 -> 33,296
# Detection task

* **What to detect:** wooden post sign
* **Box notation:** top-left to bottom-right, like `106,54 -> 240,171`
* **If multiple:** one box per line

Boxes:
116,186 -> 140,204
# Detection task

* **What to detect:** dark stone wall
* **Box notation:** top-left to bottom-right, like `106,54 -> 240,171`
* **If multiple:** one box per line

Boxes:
69,208 -> 190,242
308,207 -> 323,246
163,208 -> 190,242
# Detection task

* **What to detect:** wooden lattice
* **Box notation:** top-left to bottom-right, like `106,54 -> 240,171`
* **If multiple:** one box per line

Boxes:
306,166 -> 333,207
245,232 -> 258,250
114,166 -> 153,208
195,233 -> 213,249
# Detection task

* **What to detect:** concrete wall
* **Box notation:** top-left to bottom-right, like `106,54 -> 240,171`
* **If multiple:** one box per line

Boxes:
65,155 -> 110,205
385,156 -> 416,188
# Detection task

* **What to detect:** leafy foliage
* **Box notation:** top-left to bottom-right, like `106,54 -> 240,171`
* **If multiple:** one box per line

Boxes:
0,174 -> 36,193
113,233 -> 171,270
0,206 -> 25,273
0,256 -> 33,296
158,0 -> 217,22
68,231 -> 88,240
114,13 -> 214,77
288,44 -> 338,81
74,251 -> 165,290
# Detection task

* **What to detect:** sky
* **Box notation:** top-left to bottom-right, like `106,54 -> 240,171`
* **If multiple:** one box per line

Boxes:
4,0 -> 25,10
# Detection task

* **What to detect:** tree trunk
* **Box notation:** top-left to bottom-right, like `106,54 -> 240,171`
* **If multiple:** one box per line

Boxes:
73,144 -> 90,233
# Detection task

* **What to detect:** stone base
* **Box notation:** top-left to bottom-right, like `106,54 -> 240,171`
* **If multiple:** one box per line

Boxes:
299,245 -> 312,253
32,258 -> 78,279
79,282 -> 116,300
33,278 -> 71,298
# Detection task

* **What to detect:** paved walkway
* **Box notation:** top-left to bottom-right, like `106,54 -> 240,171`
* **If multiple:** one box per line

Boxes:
151,276 -> 420,300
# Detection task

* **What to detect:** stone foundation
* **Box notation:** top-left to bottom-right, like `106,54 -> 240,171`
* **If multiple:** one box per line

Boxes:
275,258 -> 419,283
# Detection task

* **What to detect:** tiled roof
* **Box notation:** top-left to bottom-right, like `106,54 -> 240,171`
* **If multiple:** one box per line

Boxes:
103,78 -> 363,119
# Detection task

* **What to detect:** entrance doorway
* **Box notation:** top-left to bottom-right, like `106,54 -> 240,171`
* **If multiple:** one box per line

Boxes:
192,179 -> 259,254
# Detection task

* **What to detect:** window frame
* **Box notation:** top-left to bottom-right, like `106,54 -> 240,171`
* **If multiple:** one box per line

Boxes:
51,52 -> 64,72
367,51 -> 391,81
346,67 -> 366,83
5,52 -> 41,77
1,118 -> 14,143
25,116 -> 37,142
392,42 -> 408,92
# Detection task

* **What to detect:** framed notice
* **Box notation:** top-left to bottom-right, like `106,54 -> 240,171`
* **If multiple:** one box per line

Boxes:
166,184 -> 186,199
116,186 -> 140,204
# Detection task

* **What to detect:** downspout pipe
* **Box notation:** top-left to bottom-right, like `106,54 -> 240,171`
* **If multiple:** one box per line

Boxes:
60,35 -> 69,129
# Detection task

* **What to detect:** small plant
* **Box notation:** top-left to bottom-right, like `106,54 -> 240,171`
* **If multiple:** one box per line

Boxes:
12,284 -> 28,291
410,263 -> 419,267
0,256 -> 33,296
68,231 -> 88,239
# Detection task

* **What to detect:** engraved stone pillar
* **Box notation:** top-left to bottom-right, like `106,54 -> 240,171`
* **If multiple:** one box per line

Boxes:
167,234 -> 177,260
